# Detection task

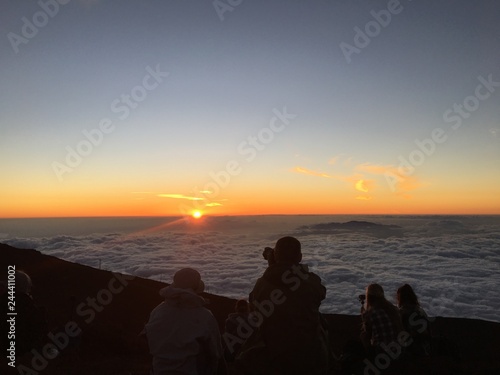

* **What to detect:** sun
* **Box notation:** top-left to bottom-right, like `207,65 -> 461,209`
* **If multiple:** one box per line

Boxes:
192,211 -> 203,219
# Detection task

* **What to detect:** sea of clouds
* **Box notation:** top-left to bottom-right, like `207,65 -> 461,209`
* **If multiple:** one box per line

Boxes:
2,215 -> 499,322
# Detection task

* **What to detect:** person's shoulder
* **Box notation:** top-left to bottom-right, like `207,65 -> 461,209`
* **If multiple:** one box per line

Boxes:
256,265 -> 283,286
410,306 -> 429,319
261,264 -> 282,278
365,307 -> 385,319
416,305 -> 428,314
300,267 -> 325,290
199,307 -> 220,330
152,300 -> 166,310
400,304 -> 425,315
14,293 -> 39,312
306,269 -> 323,282
200,305 -> 217,318
147,301 -> 166,318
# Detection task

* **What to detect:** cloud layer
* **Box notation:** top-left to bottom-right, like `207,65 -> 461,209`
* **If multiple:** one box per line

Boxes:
3,215 -> 500,322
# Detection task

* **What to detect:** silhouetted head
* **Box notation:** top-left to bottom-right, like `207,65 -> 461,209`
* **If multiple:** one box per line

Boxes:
171,268 -> 205,294
397,284 -> 420,308
235,299 -> 249,313
366,283 -> 386,308
274,236 -> 302,264
16,271 -> 32,295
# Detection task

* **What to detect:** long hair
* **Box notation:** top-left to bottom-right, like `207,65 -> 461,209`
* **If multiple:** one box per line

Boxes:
397,284 -> 420,308
366,284 -> 402,330
366,284 -> 383,310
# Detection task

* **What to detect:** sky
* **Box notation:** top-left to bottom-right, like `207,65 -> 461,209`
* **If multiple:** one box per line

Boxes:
1,0 -> 499,218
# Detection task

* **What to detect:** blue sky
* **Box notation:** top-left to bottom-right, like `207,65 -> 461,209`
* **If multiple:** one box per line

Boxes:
1,0 -> 499,217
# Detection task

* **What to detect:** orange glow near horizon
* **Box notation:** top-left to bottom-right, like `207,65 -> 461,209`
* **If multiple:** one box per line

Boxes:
1,182 -> 499,218
1,197 -> 500,218
1,207 -> 499,218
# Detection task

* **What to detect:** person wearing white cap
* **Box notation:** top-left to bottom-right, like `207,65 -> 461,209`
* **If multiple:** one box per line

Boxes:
144,268 -> 223,375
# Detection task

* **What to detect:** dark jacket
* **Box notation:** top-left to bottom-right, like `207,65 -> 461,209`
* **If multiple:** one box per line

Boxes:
237,263 -> 330,374
399,305 -> 431,355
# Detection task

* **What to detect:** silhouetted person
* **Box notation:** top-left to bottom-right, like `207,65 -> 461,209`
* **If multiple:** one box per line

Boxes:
1,271 -> 47,359
360,283 -> 403,356
223,299 -> 252,362
396,284 -> 431,356
236,236 -> 331,375
143,268 -> 223,375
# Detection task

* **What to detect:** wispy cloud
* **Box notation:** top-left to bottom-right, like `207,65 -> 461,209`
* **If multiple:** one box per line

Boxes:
356,196 -> 372,200
205,202 -> 223,207
292,158 -> 421,199
157,194 -> 204,201
291,166 -> 361,183
355,179 -> 375,193
292,166 -> 335,179
356,163 -> 421,194
292,165 -> 376,199
156,193 -> 227,208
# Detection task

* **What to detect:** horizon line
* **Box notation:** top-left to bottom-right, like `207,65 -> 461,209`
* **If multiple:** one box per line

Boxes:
1,213 -> 500,220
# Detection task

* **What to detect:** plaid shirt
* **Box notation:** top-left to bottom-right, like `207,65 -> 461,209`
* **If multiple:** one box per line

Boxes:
362,307 -> 399,346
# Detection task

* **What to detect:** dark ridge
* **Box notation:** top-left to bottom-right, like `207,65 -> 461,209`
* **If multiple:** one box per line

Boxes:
1,243 -> 499,374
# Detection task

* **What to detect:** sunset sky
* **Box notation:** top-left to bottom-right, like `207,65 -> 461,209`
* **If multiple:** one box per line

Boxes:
1,0 -> 499,218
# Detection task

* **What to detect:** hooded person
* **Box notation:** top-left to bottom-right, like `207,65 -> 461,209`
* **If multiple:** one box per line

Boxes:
236,237 -> 331,375
143,268 -> 223,375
